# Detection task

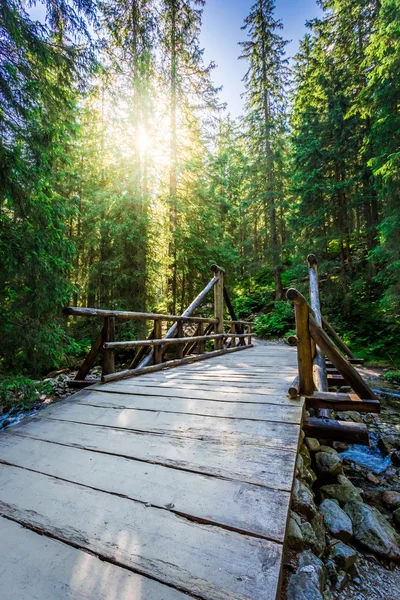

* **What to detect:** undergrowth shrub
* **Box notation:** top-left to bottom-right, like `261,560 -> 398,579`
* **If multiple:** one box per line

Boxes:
254,301 -> 294,338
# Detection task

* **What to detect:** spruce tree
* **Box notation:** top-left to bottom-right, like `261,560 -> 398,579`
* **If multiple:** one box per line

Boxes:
239,0 -> 289,299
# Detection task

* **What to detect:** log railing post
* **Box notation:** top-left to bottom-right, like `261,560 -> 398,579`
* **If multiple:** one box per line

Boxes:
287,289 -> 314,396
247,325 -> 252,346
153,319 -> 162,364
308,254 -> 329,417
197,322 -> 205,354
176,320 -> 184,359
102,316 -> 115,377
211,264 -> 225,350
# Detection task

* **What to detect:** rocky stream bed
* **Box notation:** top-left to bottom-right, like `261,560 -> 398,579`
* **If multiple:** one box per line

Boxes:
283,367 -> 400,600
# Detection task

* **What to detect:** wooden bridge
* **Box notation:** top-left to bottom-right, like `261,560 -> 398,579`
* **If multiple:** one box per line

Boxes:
0,260 -> 377,599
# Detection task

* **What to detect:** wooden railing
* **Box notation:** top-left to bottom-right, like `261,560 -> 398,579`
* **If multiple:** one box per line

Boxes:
64,265 -> 253,385
286,255 -> 379,445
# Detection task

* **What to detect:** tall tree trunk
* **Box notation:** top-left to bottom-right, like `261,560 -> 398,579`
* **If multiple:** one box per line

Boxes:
168,0 -> 178,314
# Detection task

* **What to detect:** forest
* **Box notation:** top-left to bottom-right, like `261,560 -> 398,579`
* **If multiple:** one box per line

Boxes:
1,0 -> 399,385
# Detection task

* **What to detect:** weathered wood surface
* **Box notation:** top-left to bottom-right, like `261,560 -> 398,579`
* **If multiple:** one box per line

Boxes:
0,344 -> 302,600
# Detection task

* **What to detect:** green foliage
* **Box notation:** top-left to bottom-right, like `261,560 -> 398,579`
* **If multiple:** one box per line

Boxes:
254,301 -> 294,338
0,377 -> 53,410
384,372 -> 400,385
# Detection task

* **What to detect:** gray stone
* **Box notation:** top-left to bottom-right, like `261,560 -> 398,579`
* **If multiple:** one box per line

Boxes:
300,515 -> 326,557
393,507 -> 400,528
298,551 -> 325,588
287,551 -> 325,600
333,441 -> 349,452
344,501 -> 400,559
319,446 -> 338,455
304,466 -> 318,486
335,570 -> 350,592
319,499 -> 353,542
325,559 -> 338,586
337,411 -> 363,423
330,541 -> 358,571
391,450 -> 400,466
378,435 -> 400,455
287,570 -> 323,600
305,438 -> 321,452
315,452 -> 343,477
382,491 -> 400,509
300,444 -> 312,468
293,479 -> 317,519
288,512 -> 304,550
320,474 -> 363,504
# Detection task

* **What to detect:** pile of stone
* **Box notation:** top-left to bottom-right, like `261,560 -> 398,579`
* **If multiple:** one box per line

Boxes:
286,433 -> 400,599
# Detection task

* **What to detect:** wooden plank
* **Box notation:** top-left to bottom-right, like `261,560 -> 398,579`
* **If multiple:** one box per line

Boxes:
8,419 -> 297,489
90,382 -> 302,406
43,402 -> 301,450
75,390 -> 303,424
0,517 -> 189,600
107,379 -> 295,395
0,434 -> 290,542
0,464 -> 284,600
132,377 -> 295,388
104,345 -> 254,382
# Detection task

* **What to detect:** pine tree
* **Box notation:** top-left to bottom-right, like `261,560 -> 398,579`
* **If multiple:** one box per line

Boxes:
239,0 -> 289,299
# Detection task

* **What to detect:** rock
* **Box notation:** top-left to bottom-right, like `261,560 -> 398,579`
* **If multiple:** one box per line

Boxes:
305,438 -> 321,452
335,570 -> 349,592
304,466 -> 318,486
315,452 -> 343,477
367,472 -> 380,485
293,479 -> 317,519
391,450 -> 400,467
337,411 -> 363,423
288,512 -> 304,549
296,453 -> 305,477
382,491 -> 400,509
300,444 -> 312,468
299,514 -> 327,557
320,475 -> 363,504
378,435 -> 400,456
333,442 -> 349,452
287,570 -> 323,600
298,550 -> 325,588
330,541 -> 358,571
319,445 -> 338,455
393,507 -> 400,528
344,501 -> 400,559
319,499 -> 353,542
325,559 -> 338,586
287,551 -> 325,600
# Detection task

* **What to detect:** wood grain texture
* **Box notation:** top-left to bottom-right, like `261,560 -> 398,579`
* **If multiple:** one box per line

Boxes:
0,344 -> 303,600
6,417 -> 297,490
0,517 -> 188,600
43,402 -> 301,450
75,389 -> 304,424
0,432 -> 290,542
0,464 -> 283,600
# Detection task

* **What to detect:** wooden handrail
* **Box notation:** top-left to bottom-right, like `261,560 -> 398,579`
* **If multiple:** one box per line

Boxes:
64,307 -> 218,324
308,254 -> 329,417
104,333 -> 254,349
286,288 -> 314,395
287,287 -> 376,401
65,265 -> 254,384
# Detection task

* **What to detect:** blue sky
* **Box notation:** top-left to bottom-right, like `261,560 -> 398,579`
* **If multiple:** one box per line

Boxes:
200,0 -> 323,116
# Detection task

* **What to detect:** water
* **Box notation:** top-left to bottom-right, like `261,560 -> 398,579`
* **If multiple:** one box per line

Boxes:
340,432 -> 392,474
0,407 -> 40,430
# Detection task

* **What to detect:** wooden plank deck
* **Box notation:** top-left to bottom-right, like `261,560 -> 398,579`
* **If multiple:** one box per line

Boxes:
0,344 -> 303,600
